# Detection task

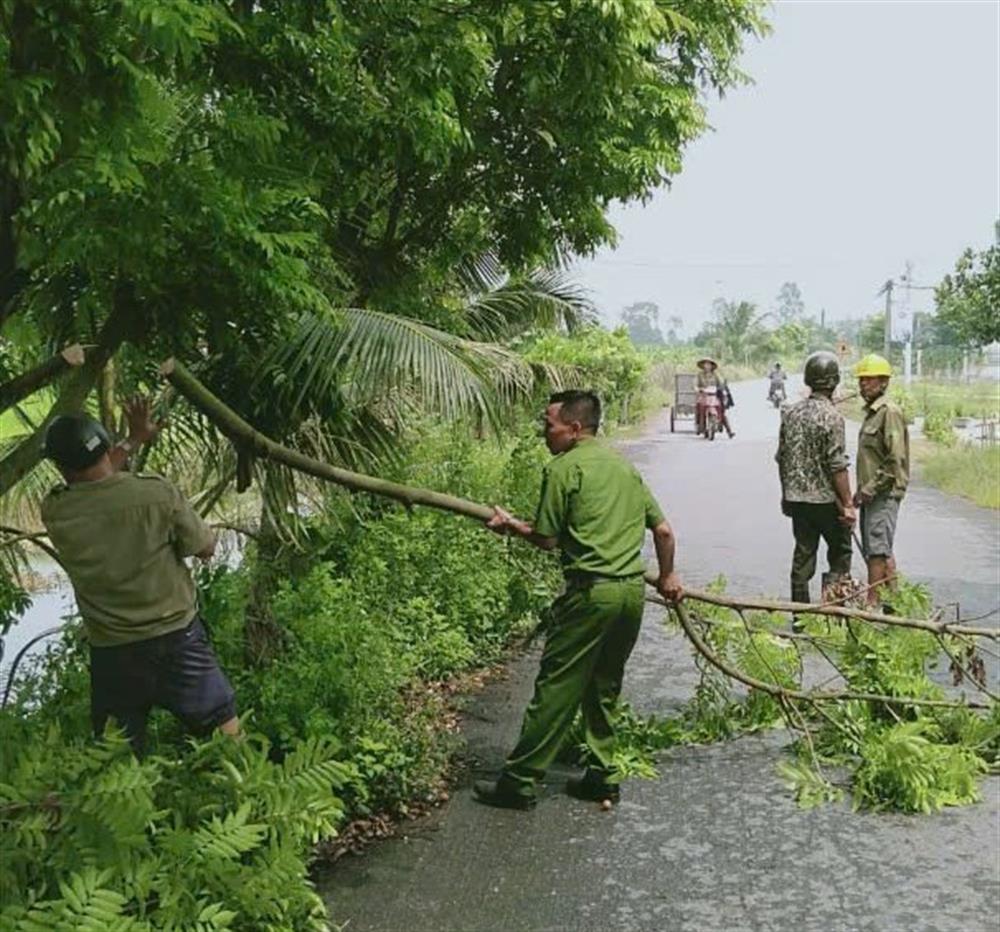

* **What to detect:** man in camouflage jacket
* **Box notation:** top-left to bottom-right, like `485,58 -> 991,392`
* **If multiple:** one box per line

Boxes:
775,352 -> 856,603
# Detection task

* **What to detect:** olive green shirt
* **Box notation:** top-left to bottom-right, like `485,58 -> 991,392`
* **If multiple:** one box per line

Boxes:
41,472 -> 214,647
534,437 -> 665,577
857,394 -> 910,500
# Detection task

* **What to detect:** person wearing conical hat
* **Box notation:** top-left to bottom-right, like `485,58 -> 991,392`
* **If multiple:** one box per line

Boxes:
853,354 -> 910,607
694,357 -> 735,438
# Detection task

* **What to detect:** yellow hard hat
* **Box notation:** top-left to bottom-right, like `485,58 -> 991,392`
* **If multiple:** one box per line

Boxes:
853,353 -> 893,377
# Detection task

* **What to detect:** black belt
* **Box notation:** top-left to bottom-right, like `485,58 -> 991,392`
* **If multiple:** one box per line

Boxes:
563,571 -> 642,589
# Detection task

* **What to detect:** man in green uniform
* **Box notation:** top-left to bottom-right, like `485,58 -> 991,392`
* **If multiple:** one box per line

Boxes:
853,354 -> 910,606
774,351 -> 855,604
473,390 -> 682,810
40,400 -> 239,754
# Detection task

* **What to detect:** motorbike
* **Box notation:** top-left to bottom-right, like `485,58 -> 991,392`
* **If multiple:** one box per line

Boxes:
696,387 -> 724,441
768,382 -> 786,408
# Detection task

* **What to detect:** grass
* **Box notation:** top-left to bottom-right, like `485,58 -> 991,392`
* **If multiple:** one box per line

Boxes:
835,378 -> 999,426
917,442 -> 1000,510
909,380 -> 999,420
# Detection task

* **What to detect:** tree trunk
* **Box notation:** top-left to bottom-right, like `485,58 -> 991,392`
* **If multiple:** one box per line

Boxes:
243,468 -> 289,665
97,356 -> 117,433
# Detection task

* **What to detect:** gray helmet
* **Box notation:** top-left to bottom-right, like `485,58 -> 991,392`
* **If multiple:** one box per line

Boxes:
43,413 -> 111,471
803,351 -> 840,391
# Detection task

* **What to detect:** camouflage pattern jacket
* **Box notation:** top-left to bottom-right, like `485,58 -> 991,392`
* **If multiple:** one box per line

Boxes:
775,395 -> 849,504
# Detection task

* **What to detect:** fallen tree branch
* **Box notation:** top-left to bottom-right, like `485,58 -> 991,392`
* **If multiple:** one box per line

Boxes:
160,358 -> 494,523
658,597 -> 989,711
663,584 -> 998,640
0,344 -> 86,416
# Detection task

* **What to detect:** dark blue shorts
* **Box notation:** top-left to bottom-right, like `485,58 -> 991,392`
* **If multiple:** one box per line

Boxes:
90,616 -> 236,754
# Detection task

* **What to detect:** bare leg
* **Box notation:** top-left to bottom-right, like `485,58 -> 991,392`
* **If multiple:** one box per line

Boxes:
866,556 -> 892,606
219,716 -> 242,738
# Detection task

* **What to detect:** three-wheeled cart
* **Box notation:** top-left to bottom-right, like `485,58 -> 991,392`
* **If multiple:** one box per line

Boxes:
669,373 -> 698,432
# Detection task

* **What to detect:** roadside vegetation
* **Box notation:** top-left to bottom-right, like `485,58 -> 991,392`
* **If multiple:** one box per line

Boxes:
886,378 -> 999,510
0,1 -> 770,926
599,578 -> 999,814
0,2 -> 996,928
919,443 -> 1000,510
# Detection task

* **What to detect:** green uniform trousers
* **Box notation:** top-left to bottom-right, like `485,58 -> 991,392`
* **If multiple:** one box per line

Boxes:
500,576 -> 645,799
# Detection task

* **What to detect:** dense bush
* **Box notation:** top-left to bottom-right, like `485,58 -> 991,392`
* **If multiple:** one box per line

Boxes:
0,728 -> 348,930
203,426 -> 558,810
520,326 -> 650,424
0,420 -> 561,927
922,410 -> 957,446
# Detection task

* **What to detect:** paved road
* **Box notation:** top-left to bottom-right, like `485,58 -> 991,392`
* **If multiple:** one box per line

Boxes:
321,377 -> 1000,932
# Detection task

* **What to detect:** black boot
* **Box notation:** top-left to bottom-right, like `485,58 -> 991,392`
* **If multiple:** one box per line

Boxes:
565,771 -> 620,803
473,778 -> 536,811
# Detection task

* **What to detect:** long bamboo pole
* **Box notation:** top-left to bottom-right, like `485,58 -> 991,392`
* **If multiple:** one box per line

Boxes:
160,357 -> 999,647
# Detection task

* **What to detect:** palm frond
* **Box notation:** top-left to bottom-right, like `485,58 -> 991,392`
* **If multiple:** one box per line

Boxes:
455,250 -> 508,295
260,308 -> 538,428
0,436 -> 61,531
465,270 -> 595,341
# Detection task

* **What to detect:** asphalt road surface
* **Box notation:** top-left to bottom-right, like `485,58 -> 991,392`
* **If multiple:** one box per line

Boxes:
321,377 -> 1000,932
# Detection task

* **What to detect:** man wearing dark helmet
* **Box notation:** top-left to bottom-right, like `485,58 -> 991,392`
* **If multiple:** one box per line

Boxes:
774,352 -> 856,605
40,399 -> 239,755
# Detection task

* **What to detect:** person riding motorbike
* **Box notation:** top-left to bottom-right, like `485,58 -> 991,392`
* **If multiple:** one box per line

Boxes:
768,362 -> 787,406
695,357 -> 735,439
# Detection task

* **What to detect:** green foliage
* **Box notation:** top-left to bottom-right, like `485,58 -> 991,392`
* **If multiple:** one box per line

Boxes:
852,720 -> 987,813
887,385 -> 917,423
521,326 -> 650,424
2,0 -> 766,348
920,444 -> 1000,510
608,577 -> 998,813
935,237 -> 1000,347
0,728 -> 347,930
922,410 -> 957,447
196,423 -> 560,811
0,568 -> 30,635
696,299 -> 767,364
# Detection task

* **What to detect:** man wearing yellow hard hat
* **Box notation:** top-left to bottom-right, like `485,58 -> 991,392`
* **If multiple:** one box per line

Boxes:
852,354 -> 910,607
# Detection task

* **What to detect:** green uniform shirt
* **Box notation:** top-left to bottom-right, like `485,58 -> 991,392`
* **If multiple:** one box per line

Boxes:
857,394 -> 910,500
534,437 -> 664,577
41,472 -> 214,646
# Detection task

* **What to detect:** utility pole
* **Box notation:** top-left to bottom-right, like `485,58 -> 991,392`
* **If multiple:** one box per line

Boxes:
902,261 -> 913,386
881,279 -> 893,358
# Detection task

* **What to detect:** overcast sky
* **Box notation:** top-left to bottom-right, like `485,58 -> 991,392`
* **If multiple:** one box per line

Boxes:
570,0 -> 1000,339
